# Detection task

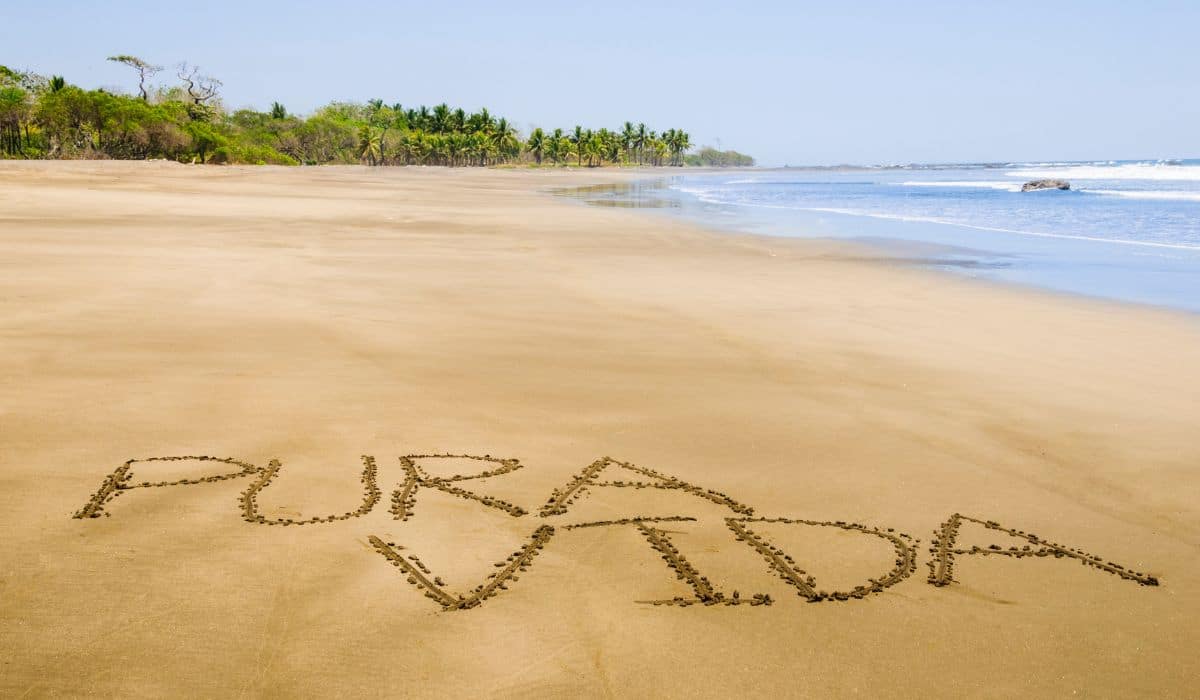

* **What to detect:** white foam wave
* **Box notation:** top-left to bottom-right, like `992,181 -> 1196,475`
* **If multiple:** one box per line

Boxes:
793,207 -> 1200,251
1007,163 -> 1200,181
900,180 -> 1023,192
666,186 -> 1200,251
1005,160 -> 1116,168
1085,189 -> 1200,203
671,185 -> 720,199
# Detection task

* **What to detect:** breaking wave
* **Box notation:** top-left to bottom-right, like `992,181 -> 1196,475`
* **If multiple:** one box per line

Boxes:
1007,162 -> 1200,182
1084,189 -> 1200,203
899,181 -> 1023,192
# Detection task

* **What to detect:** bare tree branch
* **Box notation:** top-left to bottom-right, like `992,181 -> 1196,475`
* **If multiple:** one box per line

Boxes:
107,55 -> 162,100
176,62 -> 222,106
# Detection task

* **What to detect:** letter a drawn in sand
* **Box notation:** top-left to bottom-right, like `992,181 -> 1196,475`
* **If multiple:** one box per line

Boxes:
927,513 -> 1159,588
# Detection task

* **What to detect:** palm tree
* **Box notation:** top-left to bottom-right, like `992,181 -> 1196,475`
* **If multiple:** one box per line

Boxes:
468,108 -> 493,134
634,123 -> 648,164
651,138 -> 669,167
482,136 -> 499,166
672,129 -> 691,166
663,129 -> 689,166
429,133 -> 448,165
544,128 -> 564,164
571,126 -> 585,166
526,127 -> 545,165
407,131 -> 431,164
465,132 -> 484,165
584,131 -> 607,167
579,129 -> 595,166
431,103 -> 451,133
357,125 -> 381,165
491,118 -> 518,163
591,128 -> 611,165
621,121 -> 635,164
391,105 -> 408,130
442,133 -> 460,166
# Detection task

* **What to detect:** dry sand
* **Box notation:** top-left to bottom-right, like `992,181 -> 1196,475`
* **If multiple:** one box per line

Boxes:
1,161 -> 1197,698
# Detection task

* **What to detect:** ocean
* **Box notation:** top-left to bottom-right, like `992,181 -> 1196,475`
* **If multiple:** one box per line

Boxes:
572,160 -> 1200,312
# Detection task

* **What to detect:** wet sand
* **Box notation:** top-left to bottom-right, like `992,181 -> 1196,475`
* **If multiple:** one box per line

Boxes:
1,161 -> 1198,698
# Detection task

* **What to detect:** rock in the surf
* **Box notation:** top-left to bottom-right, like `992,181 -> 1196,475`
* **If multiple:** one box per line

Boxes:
1021,179 -> 1070,192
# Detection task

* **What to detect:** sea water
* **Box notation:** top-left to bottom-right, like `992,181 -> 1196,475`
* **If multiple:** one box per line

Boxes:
576,160 -> 1200,312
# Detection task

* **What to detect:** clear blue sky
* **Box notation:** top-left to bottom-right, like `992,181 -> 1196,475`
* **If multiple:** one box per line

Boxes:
5,1 -> 1198,165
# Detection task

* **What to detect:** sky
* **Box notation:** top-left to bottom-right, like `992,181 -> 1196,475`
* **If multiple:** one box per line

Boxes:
4,0 -> 1199,166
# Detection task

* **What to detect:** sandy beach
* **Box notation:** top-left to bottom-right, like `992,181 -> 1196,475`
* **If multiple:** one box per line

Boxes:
1,161 -> 1198,698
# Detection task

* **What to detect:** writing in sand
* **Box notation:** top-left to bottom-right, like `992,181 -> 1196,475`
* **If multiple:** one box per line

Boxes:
73,453 -> 1160,611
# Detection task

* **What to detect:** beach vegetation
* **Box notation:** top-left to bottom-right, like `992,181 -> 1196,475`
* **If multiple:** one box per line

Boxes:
685,147 -> 755,167
0,58 -> 752,167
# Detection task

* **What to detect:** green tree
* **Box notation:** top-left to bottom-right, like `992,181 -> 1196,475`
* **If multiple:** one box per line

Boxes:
0,86 -> 31,155
583,130 -> 603,167
665,129 -> 691,166
357,125 -> 381,165
571,125 -> 584,166
431,103 -> 451,133
621,121 -> 635,163
526,127 -> 545,165
633,122 -> 647,164
185,121 -> 226,163
491,117 -> 518,162
685,147 -> 755,167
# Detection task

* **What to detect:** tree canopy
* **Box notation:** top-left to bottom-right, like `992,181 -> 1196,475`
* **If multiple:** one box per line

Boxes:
685,147 -> 756,167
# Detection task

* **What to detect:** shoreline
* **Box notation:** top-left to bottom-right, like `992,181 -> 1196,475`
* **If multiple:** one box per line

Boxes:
2,161 -> 1198,697
553,173 -> 1200,320
585,171 -> 1200,314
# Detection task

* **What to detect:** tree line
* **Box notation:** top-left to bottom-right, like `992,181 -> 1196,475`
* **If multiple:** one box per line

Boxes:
0,57 -> 753,168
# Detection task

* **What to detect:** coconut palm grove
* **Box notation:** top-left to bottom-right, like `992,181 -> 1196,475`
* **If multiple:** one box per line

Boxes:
0,57 -> 754,168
